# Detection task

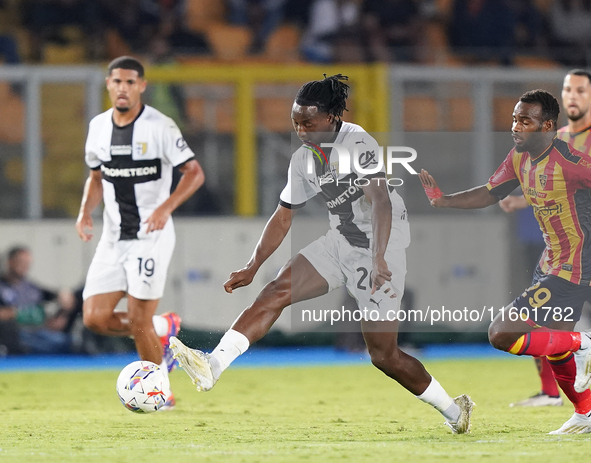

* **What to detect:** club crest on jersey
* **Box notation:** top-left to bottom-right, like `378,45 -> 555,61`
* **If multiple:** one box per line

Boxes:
135,142 -> 147,156
539,174 -> 548,189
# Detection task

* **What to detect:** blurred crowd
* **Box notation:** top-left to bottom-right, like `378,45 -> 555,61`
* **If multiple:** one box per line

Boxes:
0,245 -> 132,356
0,0 -> 590,67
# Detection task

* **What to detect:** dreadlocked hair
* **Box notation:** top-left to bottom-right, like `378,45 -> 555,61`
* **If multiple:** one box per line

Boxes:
295,74 -> 350,120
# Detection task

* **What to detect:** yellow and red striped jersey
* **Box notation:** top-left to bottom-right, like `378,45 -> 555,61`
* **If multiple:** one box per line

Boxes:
487,137 -> 591,285
558,124 -> 591,154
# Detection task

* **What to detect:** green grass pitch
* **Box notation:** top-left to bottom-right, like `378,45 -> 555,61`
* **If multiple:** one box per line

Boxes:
1,357 -> 590,463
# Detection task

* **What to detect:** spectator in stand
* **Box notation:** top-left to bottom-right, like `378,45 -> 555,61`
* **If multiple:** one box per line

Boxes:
100,0 -> 156,54
226,0 -> 288,54
21,0 -> 105,61
283,0 -> 312,29
0,246 -> 75,355
102,0 -> 209,57
301,0 -> 362,63
448,0 -> 516,65
547,0 -> 591,66
150,0 -> 210,57
361,0 -> 424,63
510,0 -> 545,52
0,35 -> 20,64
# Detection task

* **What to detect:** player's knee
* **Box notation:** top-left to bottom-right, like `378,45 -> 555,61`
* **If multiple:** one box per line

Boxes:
369,353 -> 388,372
260,278 -> 291,309
368,346 -> 401,374
487,324 -> 513,351
83,306 -> 106,333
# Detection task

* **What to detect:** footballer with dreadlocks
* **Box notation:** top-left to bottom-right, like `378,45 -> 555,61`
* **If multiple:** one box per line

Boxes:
170,75 -> 474,433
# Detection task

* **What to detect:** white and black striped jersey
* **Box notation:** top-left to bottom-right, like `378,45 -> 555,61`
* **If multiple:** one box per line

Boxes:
85,105 -> 195,241
279,122 -> 410,250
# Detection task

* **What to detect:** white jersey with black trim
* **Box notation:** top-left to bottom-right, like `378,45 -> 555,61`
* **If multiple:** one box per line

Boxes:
279,122 -> 410,250
85,105 -> 195,242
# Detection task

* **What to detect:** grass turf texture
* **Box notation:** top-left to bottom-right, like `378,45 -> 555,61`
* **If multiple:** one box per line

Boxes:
1,357 -> 589,462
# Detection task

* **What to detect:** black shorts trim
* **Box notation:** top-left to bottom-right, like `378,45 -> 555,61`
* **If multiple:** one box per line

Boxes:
510,274 -> 591,326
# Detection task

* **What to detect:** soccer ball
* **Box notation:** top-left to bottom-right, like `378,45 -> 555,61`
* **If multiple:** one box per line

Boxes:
116,361 -> 170,413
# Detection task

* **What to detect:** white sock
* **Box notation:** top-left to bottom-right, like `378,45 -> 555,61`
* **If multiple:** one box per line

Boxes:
580,333 -> 591,351
153,315 -> 168,337
159,360 -> 169,378
416,377 -> 460,423
209,329 -> 250,380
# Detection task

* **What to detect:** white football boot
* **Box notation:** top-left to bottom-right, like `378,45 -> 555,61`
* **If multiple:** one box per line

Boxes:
510,392 -> 563,407
444,394 -> 474,434
169,336 -> 216,392
574,333 -> 591,393
549,411 -> 591,434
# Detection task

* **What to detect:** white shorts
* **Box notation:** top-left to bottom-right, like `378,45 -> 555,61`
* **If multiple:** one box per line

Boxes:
299,230 -> 406,318
83,221 -> 175,301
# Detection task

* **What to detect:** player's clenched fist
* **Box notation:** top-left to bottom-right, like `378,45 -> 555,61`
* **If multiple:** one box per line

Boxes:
224,266 -> 257,293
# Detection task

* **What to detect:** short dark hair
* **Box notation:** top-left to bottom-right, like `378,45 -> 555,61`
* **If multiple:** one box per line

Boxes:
7,246 -> 29,260
519,89 -> 560,126
567,68 -> 591,84
295,74 -> 350,120
107,56 -> 144,78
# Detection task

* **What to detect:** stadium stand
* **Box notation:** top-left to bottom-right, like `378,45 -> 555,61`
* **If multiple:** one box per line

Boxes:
205,23 -> 253,61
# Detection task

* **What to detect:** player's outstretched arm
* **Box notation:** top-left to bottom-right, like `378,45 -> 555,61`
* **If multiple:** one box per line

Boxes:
499,195 -> 528,212
224,204 -> 297,293
76,169 -> 103,241
419,169 -> 498,209
145,159 -> 204,233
